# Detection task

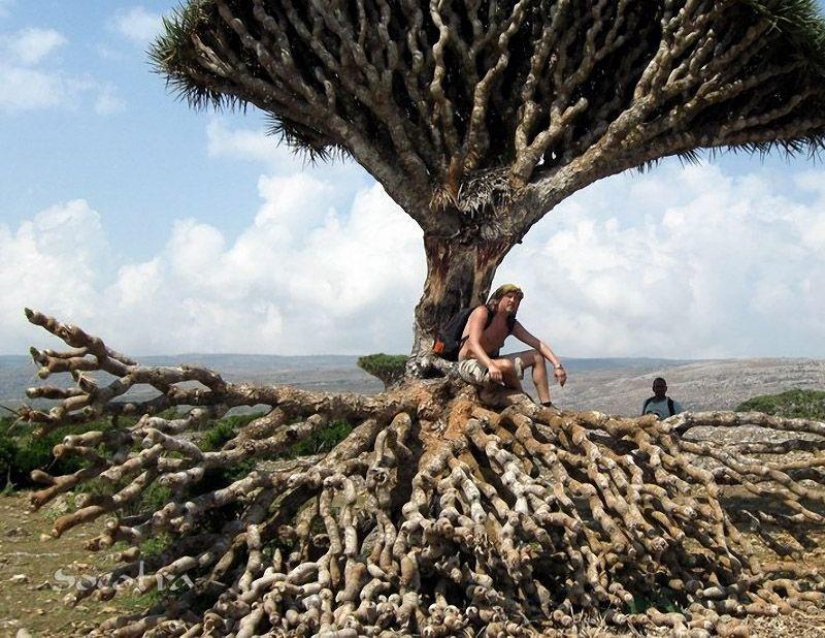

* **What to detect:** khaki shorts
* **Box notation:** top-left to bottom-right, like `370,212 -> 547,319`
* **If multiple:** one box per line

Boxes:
457,358 -> 489,385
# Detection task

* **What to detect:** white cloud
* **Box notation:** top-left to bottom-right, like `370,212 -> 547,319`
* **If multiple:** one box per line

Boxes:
94,84 -> 126,114
89,172 -> 421,354
205,118 -> 366,185
0,200 -> 108,350
1,27 -> 65,65
0,27 -> 105,112
4,158 -> 421,356
113,7 -> 163,45
0,25 -> 127,114
206,119 -> 293,165
0,27 -> 72,110
0,63 -> 66,110
5,149 -> 825,360
498,161 -> 825,359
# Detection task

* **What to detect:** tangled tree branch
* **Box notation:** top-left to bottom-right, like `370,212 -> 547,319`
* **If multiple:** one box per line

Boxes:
20,309 -> 825,636
154,0 -> 825,231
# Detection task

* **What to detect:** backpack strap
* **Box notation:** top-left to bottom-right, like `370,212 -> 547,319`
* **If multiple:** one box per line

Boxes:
462,308 -> 501,340
667,397 -> 675,416
485,307 -> 496,329
458,307 -> 492,349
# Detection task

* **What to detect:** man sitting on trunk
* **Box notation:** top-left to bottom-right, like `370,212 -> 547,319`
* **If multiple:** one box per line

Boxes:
457,284 -> 567,407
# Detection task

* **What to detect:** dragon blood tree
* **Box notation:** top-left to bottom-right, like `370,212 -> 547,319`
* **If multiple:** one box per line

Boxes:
149,0 -> 825,364
18,1 -> 825,636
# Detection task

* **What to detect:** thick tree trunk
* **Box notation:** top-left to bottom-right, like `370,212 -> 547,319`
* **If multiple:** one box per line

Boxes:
409,233 -> 515,371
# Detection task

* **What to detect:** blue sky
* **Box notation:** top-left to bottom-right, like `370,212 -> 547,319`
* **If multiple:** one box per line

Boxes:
1,1 -> 824,360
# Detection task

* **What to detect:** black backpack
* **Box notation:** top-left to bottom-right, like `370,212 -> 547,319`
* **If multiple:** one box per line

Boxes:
432,307 -> 515,361
642,396 -> 675,417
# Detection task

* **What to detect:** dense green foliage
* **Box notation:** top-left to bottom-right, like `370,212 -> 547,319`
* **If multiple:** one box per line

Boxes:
0,415 -> 98,491
1,409 -> 353,493
735,388 -> 825,420
357,353 -> 407,389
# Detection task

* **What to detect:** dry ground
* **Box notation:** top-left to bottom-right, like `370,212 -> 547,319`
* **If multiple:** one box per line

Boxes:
2,490 -> 825,638
0,492 -> 149,637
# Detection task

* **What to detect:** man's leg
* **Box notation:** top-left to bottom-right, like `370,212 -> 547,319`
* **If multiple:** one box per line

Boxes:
506,350 -> 551,404
457,359 -> 489,385
495,357 -> 523,392
458,357 -> 523,391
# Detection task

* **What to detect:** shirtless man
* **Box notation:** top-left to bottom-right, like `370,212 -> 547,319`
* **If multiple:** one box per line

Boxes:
456,284 -> 567,406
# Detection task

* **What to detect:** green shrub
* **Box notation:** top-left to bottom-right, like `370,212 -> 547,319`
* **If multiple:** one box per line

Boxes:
357,353 -> 407,389
0,434 -> 19,491
736,388 -> 825,420
199,411 -> 352,459
0,416 -> 98,491
201,420 -> 238,451
135,481 -> 173,515
281,419 -> 353,458
201,412 -> 267,451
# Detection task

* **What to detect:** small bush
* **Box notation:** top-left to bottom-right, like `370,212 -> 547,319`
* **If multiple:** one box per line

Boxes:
357,353 -> 407,389
201,412 -> 267,451
136,482 -> 174,515
0,435 -> 18,490
281,419 -> 353,458
201,420 -> 238,451
0,416 -> 100,491
736,388 -> 825,420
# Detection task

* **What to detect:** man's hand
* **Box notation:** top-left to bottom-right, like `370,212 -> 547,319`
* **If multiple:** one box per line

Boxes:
488,362 -> 504,384
554,366 -> 567,387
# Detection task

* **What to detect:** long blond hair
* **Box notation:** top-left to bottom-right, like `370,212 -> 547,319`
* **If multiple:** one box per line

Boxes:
486,284 -> 523,315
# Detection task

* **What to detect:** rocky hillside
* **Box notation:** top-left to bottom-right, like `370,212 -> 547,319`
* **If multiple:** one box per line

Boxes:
560,357 -> 825,417
2,354 -> 823,419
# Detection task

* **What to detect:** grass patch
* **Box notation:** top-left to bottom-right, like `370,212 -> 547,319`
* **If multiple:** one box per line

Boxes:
281,419 -> 353,458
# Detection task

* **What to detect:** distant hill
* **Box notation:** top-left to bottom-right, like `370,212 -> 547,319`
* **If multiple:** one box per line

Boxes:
557,357 -> 825,416
2,354 -> 824,418
0,353 -> 384,413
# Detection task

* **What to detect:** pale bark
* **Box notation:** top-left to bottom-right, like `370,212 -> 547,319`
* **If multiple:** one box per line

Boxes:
21,310 -> 825,636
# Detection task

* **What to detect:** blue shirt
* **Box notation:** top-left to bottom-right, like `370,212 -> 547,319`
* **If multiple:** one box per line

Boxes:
642,397 -> 684,419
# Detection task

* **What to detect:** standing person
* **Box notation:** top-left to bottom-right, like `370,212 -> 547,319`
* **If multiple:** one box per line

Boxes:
457,284 -> 567,407
641,377 -> 684,418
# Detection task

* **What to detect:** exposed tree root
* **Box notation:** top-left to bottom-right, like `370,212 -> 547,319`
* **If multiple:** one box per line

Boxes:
19,309 -> 825,636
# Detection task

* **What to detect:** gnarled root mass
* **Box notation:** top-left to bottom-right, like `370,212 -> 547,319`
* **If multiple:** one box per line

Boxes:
18,309 -> 825,637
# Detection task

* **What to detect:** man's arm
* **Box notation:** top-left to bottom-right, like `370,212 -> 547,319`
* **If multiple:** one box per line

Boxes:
511,322 -> 567,386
